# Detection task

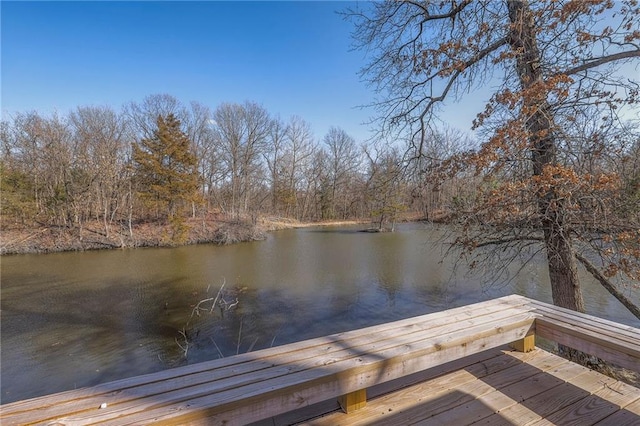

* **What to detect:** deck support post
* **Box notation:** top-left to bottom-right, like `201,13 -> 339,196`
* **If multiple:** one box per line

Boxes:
338,389 -> 367,413
510,333 -> 535,352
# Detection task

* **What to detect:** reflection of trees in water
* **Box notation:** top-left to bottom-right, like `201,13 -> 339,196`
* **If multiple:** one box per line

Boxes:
367,232 -> 403,308
0,276 -> 205,401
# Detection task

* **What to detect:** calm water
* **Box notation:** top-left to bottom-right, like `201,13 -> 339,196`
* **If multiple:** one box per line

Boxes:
1,223 -> 638,403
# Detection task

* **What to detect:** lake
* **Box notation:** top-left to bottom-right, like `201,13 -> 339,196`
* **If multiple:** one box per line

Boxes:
1,223 -> 638,403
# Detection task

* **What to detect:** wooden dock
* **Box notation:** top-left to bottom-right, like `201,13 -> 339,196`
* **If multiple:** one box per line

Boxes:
1,295 -> 638,425
299,347 -> 640,425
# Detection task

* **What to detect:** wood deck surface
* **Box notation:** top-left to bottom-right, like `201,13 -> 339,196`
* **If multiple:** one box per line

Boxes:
0,296 -> 537,426
299,348 -> 640,426
2,296 -> 637,426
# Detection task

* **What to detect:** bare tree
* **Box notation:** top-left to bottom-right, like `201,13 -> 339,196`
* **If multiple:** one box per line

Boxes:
213,102 -> 271,219
69,106 -> 128,237
182,101 -> 217,217
124,94 -> 187,140
364,142 -> 406,231
283,116 -> 316,219
323,127 -> 362,219
407,127 -> 476,221
263,115 -> 318,220
264,116 -> 288,216
348,0 -> 640,316
6,112 -> 76,227
1,113 -> 43,223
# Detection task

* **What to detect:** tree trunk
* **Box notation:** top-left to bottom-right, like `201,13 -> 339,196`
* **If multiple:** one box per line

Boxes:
507,0 -> 585,312
544,223 -> 585,312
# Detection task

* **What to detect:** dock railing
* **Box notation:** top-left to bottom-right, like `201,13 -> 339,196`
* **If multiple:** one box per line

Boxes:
1,295 -> 638,425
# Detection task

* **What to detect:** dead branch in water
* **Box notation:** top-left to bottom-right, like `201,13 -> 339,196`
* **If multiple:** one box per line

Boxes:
176,279 -> 244,360
187,280 -> 226,325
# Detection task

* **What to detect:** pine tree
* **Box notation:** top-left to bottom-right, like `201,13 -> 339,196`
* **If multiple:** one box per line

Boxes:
132,114 -> 200,227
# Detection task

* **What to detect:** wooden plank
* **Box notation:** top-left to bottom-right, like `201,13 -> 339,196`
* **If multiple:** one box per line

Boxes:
518,297 -> 640,373
3,301 -> 532,419
0,296 -> 533,424
111,310 -> 528,412
300,349 -> 565,426
416,390 -> 517,426
4,295 -> 639,426
295,305 -> 637,426
272,348 -> 509,426
414,351 -> 567,425
17,296 -> 636,426
503,348 -> 578,377
528,380 -> 640,426
92,322 -> 528,426
301,367 -> 501,425
299,350 -> 527,426
532,309 -> 640,352
365,346 -> 508,400
472,375 -> 567,425
504,369 -> 615,425
592,398 -> 640,426
507,297 -> 640,368
528,400 -> 615,426
475,351 -> 565,390
474,353 -> 592,425
535,319 -> 640,372
507,297 -> 640,377
40,308 -> 528,418
301,349 -> 638,426
523,298 -> 640,343
89,314 -> 536,425
3,310 -> 536,426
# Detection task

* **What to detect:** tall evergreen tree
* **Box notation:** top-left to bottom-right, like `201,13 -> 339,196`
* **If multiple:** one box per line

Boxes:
132,114 -> 200,223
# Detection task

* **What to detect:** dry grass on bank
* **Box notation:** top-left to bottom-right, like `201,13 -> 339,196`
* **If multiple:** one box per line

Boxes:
0,216 -> 373,255
0,216 -> 260,255
258,217 -> 366,231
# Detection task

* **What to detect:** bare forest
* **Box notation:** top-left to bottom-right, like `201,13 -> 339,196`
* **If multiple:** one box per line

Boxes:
1,95 -> 466,253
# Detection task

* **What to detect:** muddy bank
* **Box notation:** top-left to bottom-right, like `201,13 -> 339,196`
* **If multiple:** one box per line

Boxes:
0,217 -> 366,255
0,218 -> 265,255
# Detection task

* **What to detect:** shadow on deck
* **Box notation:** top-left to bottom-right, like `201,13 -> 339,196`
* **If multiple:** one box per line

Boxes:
298,347 -> 640,425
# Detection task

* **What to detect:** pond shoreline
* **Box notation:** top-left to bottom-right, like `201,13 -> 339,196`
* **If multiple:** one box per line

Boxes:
2,220 -> 638,405
0,217 -> 370,255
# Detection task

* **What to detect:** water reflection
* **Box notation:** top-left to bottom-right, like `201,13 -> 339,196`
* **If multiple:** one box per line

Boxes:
1,223 -> 638,403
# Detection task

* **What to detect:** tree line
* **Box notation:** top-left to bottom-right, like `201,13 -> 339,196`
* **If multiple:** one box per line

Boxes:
2,94 -> 468,238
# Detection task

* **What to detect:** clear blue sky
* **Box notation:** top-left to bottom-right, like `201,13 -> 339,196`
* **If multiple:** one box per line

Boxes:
2,1 -> 383,143
4,2 -> 637,146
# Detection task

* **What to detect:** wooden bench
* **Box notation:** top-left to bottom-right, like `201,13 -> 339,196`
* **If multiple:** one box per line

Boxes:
1,295 -> 637,425
505,297 -> 640,372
